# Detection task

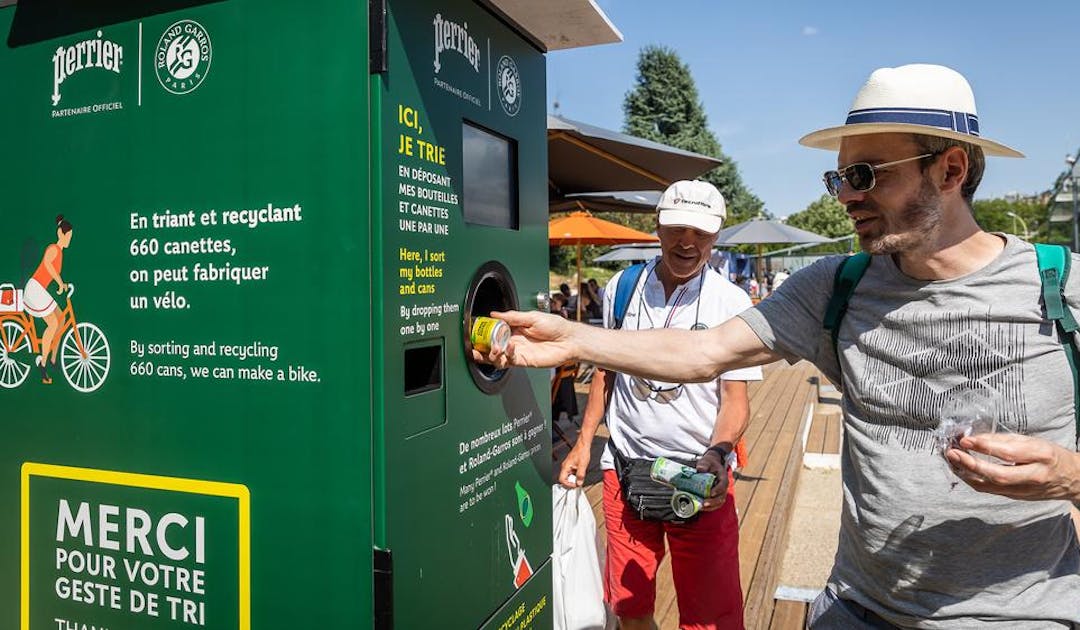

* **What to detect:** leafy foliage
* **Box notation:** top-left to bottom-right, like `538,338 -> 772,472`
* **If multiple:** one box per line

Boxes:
786,195 -> 853,237
623,46 -> 765,224
971,197 -> 1046,241
782,195 -> 854,254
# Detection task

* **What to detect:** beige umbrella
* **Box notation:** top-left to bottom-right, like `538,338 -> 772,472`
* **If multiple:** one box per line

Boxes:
714,219 -> 830,286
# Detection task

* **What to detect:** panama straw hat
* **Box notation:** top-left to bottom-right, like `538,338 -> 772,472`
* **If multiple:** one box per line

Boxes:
799,64 -> 1023,158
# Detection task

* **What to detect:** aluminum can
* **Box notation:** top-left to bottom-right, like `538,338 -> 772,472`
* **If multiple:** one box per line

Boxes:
470,316 -> 510,353
671,491 -> 703,519
650,457 -> 715,498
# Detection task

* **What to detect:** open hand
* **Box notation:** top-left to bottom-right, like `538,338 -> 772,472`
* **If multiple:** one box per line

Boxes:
470,310 -> 577,369
695,449 -> 730,511
945,433 -> 1080,502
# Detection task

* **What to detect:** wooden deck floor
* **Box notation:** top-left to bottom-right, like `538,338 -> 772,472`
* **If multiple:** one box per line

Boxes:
554,360 -> 833,630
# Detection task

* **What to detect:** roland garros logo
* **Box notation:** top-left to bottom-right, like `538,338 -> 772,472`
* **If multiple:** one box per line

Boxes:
155,20 -> 213,95
496,55 -> 521,117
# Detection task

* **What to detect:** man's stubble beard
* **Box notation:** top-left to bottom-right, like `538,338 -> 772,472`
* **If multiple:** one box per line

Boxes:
861,177 -> 943,256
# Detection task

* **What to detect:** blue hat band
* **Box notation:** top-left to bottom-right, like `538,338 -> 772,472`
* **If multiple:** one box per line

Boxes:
845,107 -> 980,137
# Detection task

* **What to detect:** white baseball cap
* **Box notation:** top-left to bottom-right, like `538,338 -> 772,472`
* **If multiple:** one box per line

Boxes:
656,180 -> 726,234
799,64 -> 1023,157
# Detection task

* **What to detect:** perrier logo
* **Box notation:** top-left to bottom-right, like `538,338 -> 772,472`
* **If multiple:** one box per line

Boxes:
155,20 -> 213,95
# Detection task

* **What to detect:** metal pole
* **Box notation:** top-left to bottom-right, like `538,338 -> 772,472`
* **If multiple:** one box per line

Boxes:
576,244 -> 582,321
756,243 -> 763,297
1074,173 -> 1080,253
1007,212 -> 1029,240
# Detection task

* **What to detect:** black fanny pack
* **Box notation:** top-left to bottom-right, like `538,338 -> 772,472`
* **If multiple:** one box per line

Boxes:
610,442 -> 699,524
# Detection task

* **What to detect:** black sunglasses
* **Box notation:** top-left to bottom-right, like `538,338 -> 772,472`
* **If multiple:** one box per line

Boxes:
823,152 -> 938,197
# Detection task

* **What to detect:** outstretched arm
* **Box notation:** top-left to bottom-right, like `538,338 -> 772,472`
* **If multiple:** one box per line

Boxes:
475,309 -> 779,383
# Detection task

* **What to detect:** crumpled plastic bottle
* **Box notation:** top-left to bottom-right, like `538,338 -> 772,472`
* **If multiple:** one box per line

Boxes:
933,389 -> 1012,481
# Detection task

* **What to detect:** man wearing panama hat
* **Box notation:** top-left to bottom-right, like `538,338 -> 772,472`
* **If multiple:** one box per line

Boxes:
783,64 -> 1080,628
478,64 -> 1080,627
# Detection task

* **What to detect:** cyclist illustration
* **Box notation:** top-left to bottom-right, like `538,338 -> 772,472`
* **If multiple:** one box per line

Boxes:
0,214 -> 110,392
23,215 -> 71,384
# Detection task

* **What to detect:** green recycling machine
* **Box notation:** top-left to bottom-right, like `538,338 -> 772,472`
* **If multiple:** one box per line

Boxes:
0,1 -> 618,628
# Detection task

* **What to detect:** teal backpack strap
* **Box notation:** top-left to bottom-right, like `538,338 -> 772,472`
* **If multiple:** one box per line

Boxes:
612,263 -> 646,330
824,252 -> 872,360
1034,243 -> 1080,443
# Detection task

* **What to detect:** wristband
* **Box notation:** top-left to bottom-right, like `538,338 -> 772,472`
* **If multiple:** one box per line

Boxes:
706,444 -> 736,470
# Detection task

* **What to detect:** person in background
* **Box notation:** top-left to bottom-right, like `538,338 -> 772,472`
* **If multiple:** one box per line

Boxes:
558,282 -> 572,310
559,180 -> 761,630
709,250 -> 728,278
772,268 -> 790,290
734,274 -> 749,296
564,283 -> 581,319
550,292 -> 569,318
581,281 -> 602,320
588,277 -> 604,305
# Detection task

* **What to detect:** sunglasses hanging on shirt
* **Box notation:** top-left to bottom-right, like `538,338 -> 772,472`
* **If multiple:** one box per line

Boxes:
629,266 -> 706,404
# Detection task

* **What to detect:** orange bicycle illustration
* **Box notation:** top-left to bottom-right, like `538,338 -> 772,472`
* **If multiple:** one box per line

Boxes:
0,215 -> 110,392
0,282 -> 111,392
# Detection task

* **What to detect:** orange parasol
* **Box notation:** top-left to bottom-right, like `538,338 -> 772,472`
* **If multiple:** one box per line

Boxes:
549,211 -> 659,320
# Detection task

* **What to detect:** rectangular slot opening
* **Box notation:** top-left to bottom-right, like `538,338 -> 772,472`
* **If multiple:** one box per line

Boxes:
404,343 -> 442,396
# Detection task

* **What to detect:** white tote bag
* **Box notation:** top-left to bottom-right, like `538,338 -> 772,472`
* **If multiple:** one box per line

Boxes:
552,484 -> 606,630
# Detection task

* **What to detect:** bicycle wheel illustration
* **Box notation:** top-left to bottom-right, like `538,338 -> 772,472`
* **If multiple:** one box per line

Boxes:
60,322 -> 110,393
0,320 -> 32,388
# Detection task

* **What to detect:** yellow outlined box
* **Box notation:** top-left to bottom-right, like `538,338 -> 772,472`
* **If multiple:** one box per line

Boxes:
21,462 -> 251,630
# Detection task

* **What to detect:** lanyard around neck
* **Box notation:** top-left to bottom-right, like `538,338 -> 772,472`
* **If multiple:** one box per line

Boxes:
636,263 -> 705,330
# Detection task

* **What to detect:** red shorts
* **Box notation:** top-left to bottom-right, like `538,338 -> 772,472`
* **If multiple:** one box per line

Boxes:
602,469 -> 744,630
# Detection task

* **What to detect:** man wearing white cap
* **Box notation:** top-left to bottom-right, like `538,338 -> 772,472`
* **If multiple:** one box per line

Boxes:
558,180 -> 761,630
480,64 -> 1080,627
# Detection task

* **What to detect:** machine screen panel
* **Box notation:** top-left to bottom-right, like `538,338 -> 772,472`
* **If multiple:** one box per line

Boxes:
463,121 -> 518,229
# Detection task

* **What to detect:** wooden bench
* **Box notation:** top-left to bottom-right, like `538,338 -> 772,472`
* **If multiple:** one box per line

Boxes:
736,362 -> 818,630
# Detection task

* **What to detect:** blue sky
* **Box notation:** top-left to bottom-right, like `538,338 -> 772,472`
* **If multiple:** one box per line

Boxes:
546,1 -> 1080,217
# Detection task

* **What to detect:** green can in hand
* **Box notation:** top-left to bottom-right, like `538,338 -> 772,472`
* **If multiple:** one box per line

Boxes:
650,457 -> 716,498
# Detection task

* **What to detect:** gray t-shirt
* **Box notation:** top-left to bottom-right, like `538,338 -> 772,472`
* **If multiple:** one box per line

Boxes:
740,235 -> 1080,628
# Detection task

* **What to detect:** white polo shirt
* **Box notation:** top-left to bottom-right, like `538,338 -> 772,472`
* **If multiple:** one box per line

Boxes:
599,259 -> 762,469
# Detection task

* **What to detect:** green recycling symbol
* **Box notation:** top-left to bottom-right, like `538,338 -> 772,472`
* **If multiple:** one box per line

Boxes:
515,481 -> 533,527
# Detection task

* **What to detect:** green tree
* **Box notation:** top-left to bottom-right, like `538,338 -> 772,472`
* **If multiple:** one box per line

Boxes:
971,197 -> 1046,241
548,242 -> 576,275
594,210 -> 655,235
786,195 -> 853,237
781,195 -> 855,255
623,46 -> 765,224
